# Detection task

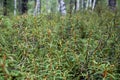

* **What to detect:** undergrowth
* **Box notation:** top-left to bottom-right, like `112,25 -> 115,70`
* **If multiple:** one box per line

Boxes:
0,11 -> 120,80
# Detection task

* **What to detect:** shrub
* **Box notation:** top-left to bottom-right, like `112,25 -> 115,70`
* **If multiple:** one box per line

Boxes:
0,12 -> 120,80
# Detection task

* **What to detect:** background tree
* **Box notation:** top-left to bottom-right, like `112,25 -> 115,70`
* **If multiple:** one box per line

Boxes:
0,0 -> 120,16
80,0 -> 85,10
58,0 -> 66,15
21,0 -> 28,14
75,0 -> 80,11
92,0 -> 96,10
69,0 -> 74,14
14,0 -> 17,16
18,0 -> 22,14
3,0 -> 7,16
34,0 -> 41,16
108,0 -> 116,11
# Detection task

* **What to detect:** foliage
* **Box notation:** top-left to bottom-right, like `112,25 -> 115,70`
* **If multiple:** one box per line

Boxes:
0,11 -> 120,80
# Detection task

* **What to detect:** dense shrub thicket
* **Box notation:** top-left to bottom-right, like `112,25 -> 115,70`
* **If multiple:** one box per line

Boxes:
0,11 -> 120,80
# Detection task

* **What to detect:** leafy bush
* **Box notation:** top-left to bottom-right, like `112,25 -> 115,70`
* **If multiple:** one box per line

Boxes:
0,11 -> 120,80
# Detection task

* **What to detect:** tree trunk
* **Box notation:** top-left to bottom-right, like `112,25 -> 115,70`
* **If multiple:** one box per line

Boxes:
58,0 -> 66,15
69,0 -> 74,14
75,0 -> 79,11
92,0 -> 96,10
21,0 -> 28,14
86,0 -> 89,10
14,0 -> 17,16
3,0 -> 7,16
89,0 -> 92,7
18,0 -> 22,14
76,0 -> 80,11
34,0 -> 41,16
108,0 -> 116,11
81,0 -> 85,9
